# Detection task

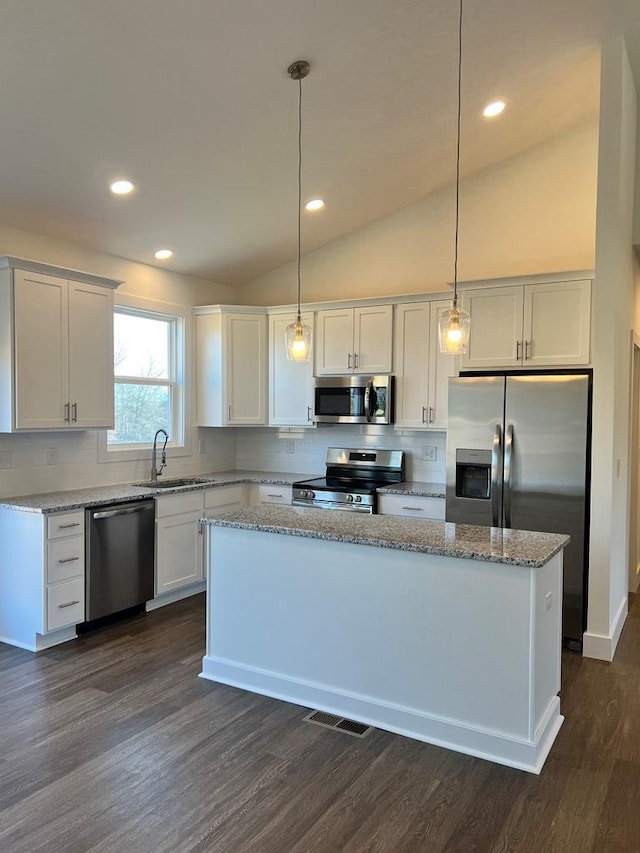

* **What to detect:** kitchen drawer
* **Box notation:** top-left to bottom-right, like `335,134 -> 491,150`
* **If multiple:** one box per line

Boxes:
204,485 -> 246,509
256,484 -> 292,505
47,577 -> 84,631
47,536 -> 84,583
378,494 -> 445,520
156,491 -> 204,519
47,510 -> 84,540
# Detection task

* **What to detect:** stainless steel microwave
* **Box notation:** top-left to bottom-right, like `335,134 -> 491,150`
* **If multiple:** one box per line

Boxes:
314,375 -> 394,425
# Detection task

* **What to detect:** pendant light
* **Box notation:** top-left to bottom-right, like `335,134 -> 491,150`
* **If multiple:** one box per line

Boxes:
285,59 -> 313,362
438,0 -> 471,354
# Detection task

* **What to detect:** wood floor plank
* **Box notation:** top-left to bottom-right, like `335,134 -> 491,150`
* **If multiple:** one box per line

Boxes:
2,591 -> 640,852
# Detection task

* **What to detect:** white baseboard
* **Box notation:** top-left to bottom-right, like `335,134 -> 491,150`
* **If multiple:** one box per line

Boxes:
145,581 -> 206,611
0,625 -> 79,652
200,655 -> 563,775
583,595 -> 628,661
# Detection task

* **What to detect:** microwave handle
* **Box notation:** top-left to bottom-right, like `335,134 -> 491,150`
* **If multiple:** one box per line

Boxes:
364,380 -> 376,422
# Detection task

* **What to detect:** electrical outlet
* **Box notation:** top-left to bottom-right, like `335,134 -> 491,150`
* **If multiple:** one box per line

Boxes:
286,440 -> 295,454
0,449 -> 11,469
422,446 -> 437,461
199,439 -> 206,454
46,447 -> 58,465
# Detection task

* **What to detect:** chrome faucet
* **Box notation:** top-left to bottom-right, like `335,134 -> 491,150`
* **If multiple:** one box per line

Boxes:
151,429 -> 169,482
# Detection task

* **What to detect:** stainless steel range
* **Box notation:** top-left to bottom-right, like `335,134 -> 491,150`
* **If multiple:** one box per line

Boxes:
292,448 -> 405,513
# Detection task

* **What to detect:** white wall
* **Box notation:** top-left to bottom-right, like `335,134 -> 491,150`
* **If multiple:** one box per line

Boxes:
584,36 -> 638,661
237,121 -> 598,306
0,224 -> 237,498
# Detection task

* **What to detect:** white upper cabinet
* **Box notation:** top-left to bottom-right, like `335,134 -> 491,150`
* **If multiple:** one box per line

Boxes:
268,313 -> 314,427
195,306 -> 267,427
394,300 -> 458,430
0,258 -> 119,432
315,304 -> 393,375
460,278 -> 591,369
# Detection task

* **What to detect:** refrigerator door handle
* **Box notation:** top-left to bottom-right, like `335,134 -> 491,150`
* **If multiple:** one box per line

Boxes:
504,424 -> 514,528
491,424 -> 502,527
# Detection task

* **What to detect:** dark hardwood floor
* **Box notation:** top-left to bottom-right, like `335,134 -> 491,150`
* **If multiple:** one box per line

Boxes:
1,593 -> 640,852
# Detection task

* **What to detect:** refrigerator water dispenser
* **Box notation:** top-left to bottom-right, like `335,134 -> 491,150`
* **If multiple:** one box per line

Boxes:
455,449 -> 492,499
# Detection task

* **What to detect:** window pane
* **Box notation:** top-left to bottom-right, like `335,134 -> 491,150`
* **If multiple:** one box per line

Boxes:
108,383 -> 171,445
114,312 -> 170,379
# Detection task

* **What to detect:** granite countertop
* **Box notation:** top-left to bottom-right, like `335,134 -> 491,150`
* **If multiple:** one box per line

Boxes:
202,504 -> 569,568
0,471 -> 313,513
376,481 -> 445,498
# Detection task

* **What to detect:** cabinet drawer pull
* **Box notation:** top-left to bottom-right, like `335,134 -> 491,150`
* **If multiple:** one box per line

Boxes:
428,406 -> 434,424
228,404 -> 232,421
58,600 -> 80,609
72,402 -> 78,422
422,406 -> 427,424
58,522 -> 81,529
267,493 -> 283,498
525,340 -> 531,360
354,352 -> 359,369
307,406 -> 312,422
516,340 -> 521,361
402,506 -> 424,512
57,556 -> 80,564
64,402 -> 70,422
347,353 -> 352,369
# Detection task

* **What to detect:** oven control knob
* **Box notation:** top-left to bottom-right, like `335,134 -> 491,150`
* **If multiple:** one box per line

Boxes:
354,495 -> 362,503
346,494 -> 354,502
306,490 -> 315,499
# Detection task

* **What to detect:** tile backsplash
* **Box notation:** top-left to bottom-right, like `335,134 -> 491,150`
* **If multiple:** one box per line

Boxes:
0,428 -> 236,498
235,425 -> 447,483
0,424 -> 445,498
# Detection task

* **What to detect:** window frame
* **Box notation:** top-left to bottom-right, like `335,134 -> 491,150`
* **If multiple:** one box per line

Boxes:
98,294 -> 191,464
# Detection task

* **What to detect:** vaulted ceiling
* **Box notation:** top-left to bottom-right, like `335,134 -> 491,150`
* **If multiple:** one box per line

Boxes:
0,0 -> 639,286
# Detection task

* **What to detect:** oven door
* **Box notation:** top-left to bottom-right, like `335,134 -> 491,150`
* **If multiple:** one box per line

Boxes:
314,376 -> 392,424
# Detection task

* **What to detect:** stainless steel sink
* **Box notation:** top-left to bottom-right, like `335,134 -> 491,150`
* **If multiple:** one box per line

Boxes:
134,477 -> 216,490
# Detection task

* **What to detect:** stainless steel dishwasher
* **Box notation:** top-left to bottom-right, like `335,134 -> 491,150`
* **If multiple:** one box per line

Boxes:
85,500 -> 155,621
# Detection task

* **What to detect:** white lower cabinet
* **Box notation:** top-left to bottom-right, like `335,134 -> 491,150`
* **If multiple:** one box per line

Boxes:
253,484 -> 292,505
47,578 -> 84,632
203,484 -> 248,515
0,507 -> 85,650
378,494 -> 445,520
155,492 -> 205,595
45,509 -> 85,631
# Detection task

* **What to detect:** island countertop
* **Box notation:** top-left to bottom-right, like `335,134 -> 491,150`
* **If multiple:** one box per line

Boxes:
202,504 -> 569,568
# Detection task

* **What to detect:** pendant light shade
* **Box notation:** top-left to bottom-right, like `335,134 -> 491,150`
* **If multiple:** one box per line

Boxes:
285,59 -> 313,362
439,0 -> 471,355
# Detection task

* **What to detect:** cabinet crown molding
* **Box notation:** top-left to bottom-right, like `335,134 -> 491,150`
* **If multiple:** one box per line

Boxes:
0,256 -> 122,289
455,269 -> 594,291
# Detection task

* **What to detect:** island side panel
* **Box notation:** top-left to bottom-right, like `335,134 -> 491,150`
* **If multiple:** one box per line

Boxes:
532,552 -> 563,740
202,525 -> 562,770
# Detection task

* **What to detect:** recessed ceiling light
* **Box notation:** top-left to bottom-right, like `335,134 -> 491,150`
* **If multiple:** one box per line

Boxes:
483,101 -> 506,118
305,198 -> 325,211
154,249 -> 173,260
110,179 -> 135,195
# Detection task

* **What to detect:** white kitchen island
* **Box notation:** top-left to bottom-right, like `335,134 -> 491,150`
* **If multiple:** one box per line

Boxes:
200,505 -> 569,773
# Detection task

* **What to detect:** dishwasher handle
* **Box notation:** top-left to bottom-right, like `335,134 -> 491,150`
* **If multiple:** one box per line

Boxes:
92,504 -> 154,520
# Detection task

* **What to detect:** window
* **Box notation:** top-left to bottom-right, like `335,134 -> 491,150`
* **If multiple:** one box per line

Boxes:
108,307 -> 184,449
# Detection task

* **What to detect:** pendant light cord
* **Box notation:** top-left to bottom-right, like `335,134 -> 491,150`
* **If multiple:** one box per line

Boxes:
296,76 -> 303,321
453,0 -> 463,306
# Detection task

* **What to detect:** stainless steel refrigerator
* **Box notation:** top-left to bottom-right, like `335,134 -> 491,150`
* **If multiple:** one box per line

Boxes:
446,373 -> 591,650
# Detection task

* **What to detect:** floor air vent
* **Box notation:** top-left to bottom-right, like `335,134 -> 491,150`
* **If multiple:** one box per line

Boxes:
303,710 -> 372,738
